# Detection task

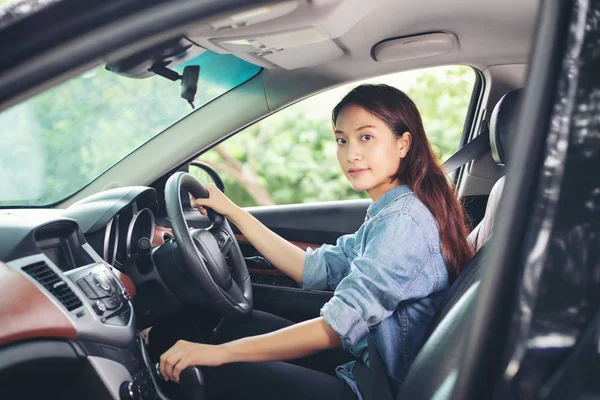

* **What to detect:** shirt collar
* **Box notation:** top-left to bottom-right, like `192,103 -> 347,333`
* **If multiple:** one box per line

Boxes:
366,185 -> 412,219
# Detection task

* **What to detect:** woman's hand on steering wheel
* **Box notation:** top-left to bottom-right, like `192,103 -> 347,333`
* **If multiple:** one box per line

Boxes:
190,183 -> 238,218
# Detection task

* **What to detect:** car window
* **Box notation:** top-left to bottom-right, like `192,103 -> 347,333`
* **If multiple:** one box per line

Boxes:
0,50 -> 261,207
195,66 -> 476,207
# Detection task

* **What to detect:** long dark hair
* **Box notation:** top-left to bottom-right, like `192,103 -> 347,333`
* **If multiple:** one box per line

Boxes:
332,84 -> 473,280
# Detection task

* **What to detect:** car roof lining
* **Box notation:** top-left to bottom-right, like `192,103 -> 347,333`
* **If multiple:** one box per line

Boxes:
186,0 -> 537,73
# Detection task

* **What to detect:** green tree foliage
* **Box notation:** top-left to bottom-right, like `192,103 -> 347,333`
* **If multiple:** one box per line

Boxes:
0,69 -> 189,205
0,52 -> 258,206
406,66 -> 475,163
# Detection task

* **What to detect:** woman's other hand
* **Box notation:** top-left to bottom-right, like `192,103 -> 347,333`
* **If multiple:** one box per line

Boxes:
159,340 -> 230,382
190,183 -> 239,218
152,226 -> 173,247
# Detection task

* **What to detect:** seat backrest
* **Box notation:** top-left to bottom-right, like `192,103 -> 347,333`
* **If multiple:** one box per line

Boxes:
468,88 -> 523,251
468,177 -> 505,250
423,243 -> 488,338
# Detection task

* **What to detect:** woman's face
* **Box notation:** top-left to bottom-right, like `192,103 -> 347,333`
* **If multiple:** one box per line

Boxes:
334,104 -> 410,201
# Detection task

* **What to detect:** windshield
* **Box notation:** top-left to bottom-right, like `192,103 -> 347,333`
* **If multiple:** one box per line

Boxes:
0,51 -> 261,207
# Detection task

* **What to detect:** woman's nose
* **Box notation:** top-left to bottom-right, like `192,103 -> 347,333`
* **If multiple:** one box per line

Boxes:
347,141 -> 362,161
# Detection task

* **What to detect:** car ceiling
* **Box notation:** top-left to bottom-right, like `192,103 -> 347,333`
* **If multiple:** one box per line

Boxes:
184,0 -> 538,77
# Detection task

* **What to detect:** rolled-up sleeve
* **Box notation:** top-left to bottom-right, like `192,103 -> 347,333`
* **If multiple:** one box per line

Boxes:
302,234 -> 355,291
321,213 -> 435,349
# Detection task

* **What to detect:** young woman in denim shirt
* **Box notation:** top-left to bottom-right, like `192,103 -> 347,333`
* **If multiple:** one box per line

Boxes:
159,84 -> 473,399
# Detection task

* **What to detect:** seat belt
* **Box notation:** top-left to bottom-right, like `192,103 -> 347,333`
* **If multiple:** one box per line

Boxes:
353,337 -> 394,400
442,127 -> 491,174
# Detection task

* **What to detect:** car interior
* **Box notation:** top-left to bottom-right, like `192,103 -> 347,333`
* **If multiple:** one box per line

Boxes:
0,0 -> 555,399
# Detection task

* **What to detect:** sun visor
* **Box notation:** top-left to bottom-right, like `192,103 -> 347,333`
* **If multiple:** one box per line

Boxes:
372,32 -> 457,63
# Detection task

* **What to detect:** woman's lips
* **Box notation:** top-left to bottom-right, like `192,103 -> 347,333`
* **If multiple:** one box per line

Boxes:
348,168 -> 369,177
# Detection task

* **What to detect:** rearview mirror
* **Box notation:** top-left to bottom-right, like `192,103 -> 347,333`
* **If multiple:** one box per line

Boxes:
180,65 -> 200,106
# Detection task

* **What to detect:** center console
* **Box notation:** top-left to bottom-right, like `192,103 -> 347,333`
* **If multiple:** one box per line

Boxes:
3,217 -> 207,400
64,261 -> 164,400
78,332 -> 161,400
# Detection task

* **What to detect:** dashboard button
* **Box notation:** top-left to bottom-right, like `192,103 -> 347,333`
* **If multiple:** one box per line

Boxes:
93,300 -> 107,315
119,381 -> 141,400
84,275 -> 106,298
104,295 -> 123,310
93,272 -> 112,292
77,279 -> 98,299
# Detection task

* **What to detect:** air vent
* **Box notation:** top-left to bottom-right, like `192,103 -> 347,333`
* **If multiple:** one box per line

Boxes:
22,261 -> 83,311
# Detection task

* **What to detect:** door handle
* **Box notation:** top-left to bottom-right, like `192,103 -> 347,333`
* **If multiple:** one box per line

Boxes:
244,256 -> 274,270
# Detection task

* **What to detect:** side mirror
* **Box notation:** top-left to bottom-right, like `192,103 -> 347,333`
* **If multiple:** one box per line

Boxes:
188,161 -> 225,193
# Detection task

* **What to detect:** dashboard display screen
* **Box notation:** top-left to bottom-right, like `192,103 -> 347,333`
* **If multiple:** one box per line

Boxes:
42,244 -> 69,269
39,238 -> 74,270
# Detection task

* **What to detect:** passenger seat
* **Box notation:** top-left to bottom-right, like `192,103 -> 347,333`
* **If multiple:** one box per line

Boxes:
468,88 -> 523,250
428,88 -> 523,332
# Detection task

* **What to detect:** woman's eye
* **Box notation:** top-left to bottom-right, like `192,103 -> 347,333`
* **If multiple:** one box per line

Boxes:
361,134 -> 373,141
336,138 -> 346,145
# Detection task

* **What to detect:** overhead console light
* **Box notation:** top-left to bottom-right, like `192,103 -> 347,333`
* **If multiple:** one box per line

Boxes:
207,1 -> 299,31
213,26 -> 330,54
372,32 -> 457,63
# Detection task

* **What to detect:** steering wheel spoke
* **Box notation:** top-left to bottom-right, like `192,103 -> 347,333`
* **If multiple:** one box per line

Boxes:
222,277 -> 252,315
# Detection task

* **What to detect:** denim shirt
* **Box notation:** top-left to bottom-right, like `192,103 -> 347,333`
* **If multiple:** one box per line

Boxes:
302,185 -> 449,398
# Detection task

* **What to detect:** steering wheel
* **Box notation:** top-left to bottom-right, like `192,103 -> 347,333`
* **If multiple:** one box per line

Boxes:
164,172 -> 252,316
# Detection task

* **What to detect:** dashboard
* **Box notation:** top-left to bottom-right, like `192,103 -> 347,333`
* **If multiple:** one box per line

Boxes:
103,204 -> 155,269
66,186 -> 159,272
0,186 -> 167,399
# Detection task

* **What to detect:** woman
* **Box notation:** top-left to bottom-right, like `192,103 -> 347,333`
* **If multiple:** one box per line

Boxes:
159,84 -> 473,399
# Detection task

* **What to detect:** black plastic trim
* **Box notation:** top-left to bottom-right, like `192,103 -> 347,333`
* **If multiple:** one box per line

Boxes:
0,339 -> 85,399
453,67 -> 485,186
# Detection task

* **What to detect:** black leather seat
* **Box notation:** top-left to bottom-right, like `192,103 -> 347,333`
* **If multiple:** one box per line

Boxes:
397,88 -> 523,399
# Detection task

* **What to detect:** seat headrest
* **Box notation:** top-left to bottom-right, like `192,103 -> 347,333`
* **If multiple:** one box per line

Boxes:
489,88 -> 523,165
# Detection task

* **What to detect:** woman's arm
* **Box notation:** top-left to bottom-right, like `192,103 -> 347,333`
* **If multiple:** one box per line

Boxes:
159,317 -> 341,382
191,184 -> 306,283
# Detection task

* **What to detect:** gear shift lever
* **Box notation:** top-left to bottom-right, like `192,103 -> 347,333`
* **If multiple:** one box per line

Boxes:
154,363 -> 207,400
